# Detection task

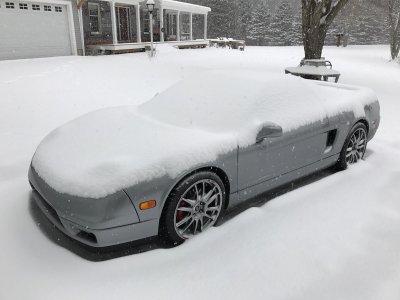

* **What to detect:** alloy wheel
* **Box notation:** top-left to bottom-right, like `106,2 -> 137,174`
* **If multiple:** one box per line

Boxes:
174,179 -> 223,239
345,127 -> 367,165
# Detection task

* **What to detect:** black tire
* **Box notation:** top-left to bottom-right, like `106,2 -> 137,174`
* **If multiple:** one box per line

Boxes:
159,171 -> 226,246
335,122 -> 368,171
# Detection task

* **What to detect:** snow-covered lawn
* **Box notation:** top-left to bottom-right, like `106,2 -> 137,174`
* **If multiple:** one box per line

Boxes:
1,45 -> 399,300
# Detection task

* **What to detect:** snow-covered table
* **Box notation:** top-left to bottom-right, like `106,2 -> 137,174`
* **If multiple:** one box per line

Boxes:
209,38 -> 246,50
285,65 -> 341,83
300,59 -> 333,68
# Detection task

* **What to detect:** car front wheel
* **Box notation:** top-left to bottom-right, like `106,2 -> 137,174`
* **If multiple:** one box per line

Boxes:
160,172 -> 226,245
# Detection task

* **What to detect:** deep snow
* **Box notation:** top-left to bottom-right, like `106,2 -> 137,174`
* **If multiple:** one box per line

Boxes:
32,71 -> 377,198
0,45 -> 400,300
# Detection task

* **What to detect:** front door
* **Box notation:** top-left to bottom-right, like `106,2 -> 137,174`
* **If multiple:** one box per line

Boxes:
116,6 -> 130,42
165,12 -> 177,41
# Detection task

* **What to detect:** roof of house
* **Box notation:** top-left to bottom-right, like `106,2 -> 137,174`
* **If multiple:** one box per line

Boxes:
93,0 -> 211,14
160,0 -> 211,13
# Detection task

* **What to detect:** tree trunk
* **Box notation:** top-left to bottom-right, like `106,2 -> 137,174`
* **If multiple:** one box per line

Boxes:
303,26 -> 328,59
389,0 -> 400,60
302,0 -> 349,59
390,34 -> 399,59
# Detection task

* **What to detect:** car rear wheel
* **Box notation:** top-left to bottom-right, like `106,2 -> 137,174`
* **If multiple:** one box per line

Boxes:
336,122 -> 368,170
160,172 -> 226,245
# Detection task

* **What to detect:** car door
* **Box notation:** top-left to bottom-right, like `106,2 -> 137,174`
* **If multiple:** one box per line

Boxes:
237,117 -> 332,197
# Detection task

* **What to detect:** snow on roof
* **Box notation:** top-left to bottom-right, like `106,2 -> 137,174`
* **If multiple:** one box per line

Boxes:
32,71 -> 377,198
158,0 -> 211,13
98,0 -> 211,13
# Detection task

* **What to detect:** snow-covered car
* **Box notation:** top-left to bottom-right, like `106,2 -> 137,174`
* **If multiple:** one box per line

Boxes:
28,72 -> 380,247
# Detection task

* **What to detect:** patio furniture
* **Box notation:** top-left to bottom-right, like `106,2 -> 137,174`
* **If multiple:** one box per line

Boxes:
300,58 -> 333,68
285,58 -> 341,83
335,33 -> 349,47
209,38 -> 246,50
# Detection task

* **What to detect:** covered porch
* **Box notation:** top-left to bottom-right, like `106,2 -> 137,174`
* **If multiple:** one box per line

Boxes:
79,0 -> 210,54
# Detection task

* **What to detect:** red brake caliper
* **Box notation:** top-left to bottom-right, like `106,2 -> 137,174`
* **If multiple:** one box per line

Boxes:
176,200 -> 186,223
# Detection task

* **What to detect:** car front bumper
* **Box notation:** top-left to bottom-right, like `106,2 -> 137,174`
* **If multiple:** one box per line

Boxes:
32,189 -> 159,247
29,165 -> 159,247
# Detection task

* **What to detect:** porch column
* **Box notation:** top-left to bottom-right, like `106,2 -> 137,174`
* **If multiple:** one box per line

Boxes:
136,5 -> 141,43
177,10 -> 180,41
160,7 -> 164,42
110,1 -> 118,44
189,12 -> 193,40
78,7 -> 85,55
204,13 -> 207,40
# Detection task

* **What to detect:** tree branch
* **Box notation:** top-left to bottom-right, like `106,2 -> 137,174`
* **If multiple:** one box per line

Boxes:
324,0 -> 350,27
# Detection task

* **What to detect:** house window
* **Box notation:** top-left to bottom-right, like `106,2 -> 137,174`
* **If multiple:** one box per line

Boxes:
180,13 -> 190,39
44,5 -> 51,11
143,12 -> 150,34
19,3 -> 28,9
55,6 -> 62,12
166,13 -> 177,37
5,2 -> 15,9
32,4 -> 40,10
88,2 -> 100,34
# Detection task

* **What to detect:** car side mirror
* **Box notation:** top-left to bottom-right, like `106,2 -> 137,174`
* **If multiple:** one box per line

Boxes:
256,123 -> 283,143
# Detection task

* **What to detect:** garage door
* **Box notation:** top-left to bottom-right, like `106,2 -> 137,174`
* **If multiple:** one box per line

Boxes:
0,0 -> 74,60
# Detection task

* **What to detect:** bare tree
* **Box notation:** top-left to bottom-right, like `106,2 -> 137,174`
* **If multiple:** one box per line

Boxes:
389,0 -> 400,59
302,0 -> 350,59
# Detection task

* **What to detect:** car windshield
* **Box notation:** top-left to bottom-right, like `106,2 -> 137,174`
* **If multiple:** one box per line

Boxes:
138,72 -> 300,133
138,71 -> 325,136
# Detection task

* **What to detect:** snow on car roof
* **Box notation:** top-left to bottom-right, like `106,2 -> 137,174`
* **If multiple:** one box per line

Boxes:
32,71 -> 377,198
139,71 -> 374,135
139,71 -> 322,134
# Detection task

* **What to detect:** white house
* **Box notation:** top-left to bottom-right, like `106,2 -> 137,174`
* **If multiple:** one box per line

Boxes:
0,0 -> 211,60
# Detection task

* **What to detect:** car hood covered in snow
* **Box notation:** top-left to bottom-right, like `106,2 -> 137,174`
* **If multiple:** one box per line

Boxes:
32,107 -> 236,199
32,72 -> 377,198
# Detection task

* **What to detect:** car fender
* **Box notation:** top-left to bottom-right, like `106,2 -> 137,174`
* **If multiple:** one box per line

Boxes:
124,149 -> 238,223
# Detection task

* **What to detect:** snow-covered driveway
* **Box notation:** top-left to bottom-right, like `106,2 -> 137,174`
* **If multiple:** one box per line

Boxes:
1,45 -> 399,300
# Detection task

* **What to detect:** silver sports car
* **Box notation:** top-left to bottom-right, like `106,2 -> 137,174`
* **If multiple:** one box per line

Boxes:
29,73 -> 380,247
